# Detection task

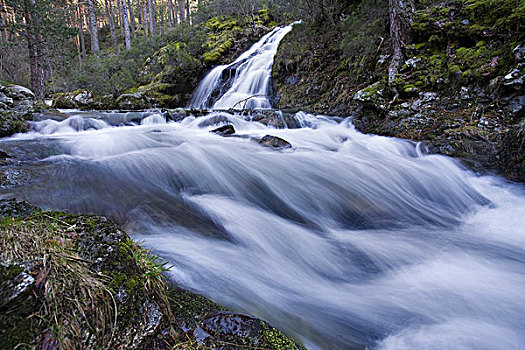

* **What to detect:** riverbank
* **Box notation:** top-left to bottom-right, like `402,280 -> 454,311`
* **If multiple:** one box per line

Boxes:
0,199 -> 303,349
271,0 -> 524,181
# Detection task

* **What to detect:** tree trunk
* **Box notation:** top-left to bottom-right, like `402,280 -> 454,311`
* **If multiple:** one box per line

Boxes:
177,0 -> 184,22
159,0 -> 164,34
118,0 -> 124,36
0,0 -> 7,43
147,0 -> 154,35
167,0 -> 174,27
24,0 -> 45,100
185,0 -> 189,24
105,0 -> 118,53
388,0 -> 414,84
127,0 -> 136,38
120,0 -> 131,49
87,0 -> 99,52
77,2 -> 86,58
142,0 -> 148,35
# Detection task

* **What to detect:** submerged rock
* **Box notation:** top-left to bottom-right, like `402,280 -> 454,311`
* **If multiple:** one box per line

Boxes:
257,135 -> 293,149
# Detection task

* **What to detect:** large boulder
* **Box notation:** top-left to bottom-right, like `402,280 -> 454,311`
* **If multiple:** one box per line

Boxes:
0,83 -> 37,137
116,92 -> 151,110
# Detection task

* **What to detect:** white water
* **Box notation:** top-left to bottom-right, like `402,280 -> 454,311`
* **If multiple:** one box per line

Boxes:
190,23 -> 297,109
2,111 -> 525,350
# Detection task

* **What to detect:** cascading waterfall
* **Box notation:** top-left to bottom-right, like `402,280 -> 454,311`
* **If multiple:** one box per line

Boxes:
190,23 -> 297,109
1,110 -> 525,350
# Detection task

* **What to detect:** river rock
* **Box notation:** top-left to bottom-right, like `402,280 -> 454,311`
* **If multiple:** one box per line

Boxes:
353,82 -> 385,108
4,85 -> 35,101
73,90 -> 94,105
506,95 -> 525,118
211,124 -> 235,136
0,264 -> 35,309
116,92 -> 150,110
257,135 -> 292,149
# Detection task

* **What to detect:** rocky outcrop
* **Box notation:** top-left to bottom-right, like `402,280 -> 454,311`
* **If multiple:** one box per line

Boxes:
52,90 -> 117,110
0,83 -> 38,137
0,199 -> 303,350
272,0 -> 524,181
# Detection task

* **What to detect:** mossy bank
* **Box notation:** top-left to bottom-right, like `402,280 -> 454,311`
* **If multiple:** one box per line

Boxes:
272,0 -> 524,181
0,199 -> 303,350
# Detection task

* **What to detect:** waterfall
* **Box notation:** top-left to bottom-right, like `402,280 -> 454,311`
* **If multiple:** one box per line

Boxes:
190,23 -> 297,110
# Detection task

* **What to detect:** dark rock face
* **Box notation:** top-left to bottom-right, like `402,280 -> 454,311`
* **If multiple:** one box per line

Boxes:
211,124 -> 236,136
258,135 -> 292,149
498,121 -> 525,182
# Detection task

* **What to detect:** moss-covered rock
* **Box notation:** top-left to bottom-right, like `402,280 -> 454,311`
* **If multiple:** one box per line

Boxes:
272,0 -> 524,181
0,199 -> 304,349
0,83 -> 38,137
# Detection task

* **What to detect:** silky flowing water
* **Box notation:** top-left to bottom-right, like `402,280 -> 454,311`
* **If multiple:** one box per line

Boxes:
1,110 -> 524,350
2,23 -> 525,349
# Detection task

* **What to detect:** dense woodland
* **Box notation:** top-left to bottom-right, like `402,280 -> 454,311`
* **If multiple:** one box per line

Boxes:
0,0 -> 352,99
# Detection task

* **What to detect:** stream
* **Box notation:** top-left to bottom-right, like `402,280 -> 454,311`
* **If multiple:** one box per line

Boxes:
1,23 -> 525,350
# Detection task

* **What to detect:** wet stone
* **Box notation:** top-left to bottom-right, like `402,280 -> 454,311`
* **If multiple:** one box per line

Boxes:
211,124 -> 235,136
257,135 -> 292,149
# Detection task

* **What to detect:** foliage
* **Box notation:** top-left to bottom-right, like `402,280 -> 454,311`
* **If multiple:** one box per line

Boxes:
340,0 -> 389,79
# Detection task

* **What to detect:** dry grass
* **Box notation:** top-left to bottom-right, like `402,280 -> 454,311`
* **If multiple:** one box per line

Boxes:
0,214 -> 117,349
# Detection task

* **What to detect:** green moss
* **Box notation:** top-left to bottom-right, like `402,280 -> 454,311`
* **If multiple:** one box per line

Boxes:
260,323 -> 302,350
0,317 -> 35,350
403,84 -> 419,93
448,64 -> 462,75
1,265 -> 23,279
203,50 -> 222,63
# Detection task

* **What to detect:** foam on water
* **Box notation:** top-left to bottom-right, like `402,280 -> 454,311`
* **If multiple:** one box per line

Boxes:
1,111 -> 524,350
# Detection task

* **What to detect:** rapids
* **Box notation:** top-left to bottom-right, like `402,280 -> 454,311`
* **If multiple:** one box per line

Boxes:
1,110 -> 524,350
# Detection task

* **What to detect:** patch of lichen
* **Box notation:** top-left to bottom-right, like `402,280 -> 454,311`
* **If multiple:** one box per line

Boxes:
167,287 -> 225,324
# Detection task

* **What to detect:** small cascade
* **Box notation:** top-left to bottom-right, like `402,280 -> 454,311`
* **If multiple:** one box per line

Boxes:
190,23 -> 297,110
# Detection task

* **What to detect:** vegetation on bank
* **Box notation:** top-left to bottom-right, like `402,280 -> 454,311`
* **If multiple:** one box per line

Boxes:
0,199 -> 303,349
271,0 -> 524,181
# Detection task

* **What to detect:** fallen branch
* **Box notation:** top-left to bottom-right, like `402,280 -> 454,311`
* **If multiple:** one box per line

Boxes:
230,94 -> 267,111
